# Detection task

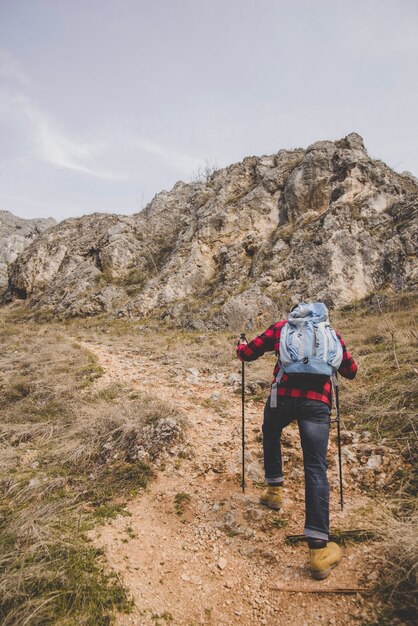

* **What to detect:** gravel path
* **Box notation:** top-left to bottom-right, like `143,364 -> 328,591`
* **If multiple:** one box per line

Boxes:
84,341 -> 382,626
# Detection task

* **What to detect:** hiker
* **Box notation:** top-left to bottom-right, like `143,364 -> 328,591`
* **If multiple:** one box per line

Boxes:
236,302 -> 357,580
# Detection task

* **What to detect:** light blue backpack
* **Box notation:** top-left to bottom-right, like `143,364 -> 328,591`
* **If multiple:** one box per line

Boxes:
270,302 -> 343,408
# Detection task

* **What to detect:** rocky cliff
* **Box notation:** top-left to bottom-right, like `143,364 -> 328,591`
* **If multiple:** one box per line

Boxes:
4,134 -> 417,329
0,211 -> 56,294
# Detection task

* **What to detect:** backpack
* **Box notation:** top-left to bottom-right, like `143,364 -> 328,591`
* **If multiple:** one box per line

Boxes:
270,302 -> 343,408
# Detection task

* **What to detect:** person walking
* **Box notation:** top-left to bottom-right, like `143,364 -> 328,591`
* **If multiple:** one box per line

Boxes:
236,302 -> 357,579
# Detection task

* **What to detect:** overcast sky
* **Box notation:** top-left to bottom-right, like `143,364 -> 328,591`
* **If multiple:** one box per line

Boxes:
0,0 -> 417,221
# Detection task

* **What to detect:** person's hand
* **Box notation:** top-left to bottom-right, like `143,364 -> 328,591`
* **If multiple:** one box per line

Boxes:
237,333 -> 248,346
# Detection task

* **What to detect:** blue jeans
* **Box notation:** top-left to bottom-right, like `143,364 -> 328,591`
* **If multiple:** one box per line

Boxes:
263,396 -> 331,541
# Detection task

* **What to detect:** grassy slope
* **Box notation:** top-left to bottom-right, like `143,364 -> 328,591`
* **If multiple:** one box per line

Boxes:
336,293 -> 417,471
0,308 -> 184,625
0,291 -> 416,624
335,293 -> 417,623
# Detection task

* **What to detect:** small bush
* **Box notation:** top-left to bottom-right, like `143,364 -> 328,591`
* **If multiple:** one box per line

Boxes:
272,515 -> 286,529
174,492 -> 191,516
123,268 -> 148,286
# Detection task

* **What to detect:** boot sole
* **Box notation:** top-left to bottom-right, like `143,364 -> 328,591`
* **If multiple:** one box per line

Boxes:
310,558 -> 342,580
260,500 -> 282,510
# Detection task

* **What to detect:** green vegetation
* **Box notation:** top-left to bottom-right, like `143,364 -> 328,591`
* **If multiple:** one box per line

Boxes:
174,492 -> 191,516
125,525 -> 136,537
271,515 -> 286,529
122,268 -> 149,286
94,272 -> 108,288
0,511 -> 133,625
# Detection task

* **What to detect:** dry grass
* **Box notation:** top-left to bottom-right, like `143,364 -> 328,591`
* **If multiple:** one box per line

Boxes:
63,312 -> 278,402
59,292 -> 417,464
371,501 -> 418,624
334,293 -> 417,622
0,306 -> 184,625
334,293 -> 417,479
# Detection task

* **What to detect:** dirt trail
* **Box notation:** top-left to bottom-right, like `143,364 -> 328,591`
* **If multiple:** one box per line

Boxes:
84,341 -> 380,626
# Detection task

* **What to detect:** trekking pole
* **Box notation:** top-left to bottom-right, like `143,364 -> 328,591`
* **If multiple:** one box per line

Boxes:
238,333 -> 248,493
333,374 -> 344,510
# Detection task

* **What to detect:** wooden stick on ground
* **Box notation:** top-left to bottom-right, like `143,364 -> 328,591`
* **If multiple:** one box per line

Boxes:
271,585 -> 372,595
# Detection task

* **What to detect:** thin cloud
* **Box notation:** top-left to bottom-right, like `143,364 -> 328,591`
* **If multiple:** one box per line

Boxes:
0,49 -> 200,183
1,90 -> 199,182
14,95 -> 128,180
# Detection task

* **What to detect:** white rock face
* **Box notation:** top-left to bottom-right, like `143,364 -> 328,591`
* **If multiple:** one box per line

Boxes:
4,134 -> 418,328
0,211 -> 56,293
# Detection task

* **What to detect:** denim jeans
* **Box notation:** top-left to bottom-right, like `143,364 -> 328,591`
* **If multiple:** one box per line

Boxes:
262,396 -> 331,541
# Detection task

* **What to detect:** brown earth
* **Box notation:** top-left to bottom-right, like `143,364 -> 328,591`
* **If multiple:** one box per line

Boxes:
84,341 -> 389,626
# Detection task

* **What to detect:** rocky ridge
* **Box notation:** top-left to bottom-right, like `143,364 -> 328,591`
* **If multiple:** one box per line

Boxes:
4,133 -> 417,328
0,211 -> 55,293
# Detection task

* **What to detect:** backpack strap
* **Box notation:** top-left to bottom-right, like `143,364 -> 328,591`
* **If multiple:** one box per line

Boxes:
299,323 -> 307,359
317,321 -> 329,362
271,322 -> 289,408
312,324 -> 318,356
278,322 -> 291,363
270,365 -> 284,408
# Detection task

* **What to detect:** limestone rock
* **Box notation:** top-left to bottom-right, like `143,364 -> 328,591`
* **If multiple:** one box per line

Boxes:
0,211 -> 55,293
217,557 -> 227,570
366,454 -> 382,470
4,134 -> 417,328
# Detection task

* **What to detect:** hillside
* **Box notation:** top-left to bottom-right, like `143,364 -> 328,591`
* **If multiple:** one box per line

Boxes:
0,295 -> 416,625
4,133 -> 417,328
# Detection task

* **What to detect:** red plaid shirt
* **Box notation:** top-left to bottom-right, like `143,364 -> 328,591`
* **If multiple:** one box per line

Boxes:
236,320 -> 357,407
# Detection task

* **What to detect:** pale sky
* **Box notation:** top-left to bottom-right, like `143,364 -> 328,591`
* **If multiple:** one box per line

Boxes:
0,0 -> 417,221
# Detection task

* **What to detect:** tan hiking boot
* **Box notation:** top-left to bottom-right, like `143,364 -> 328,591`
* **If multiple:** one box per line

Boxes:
259,485 -> 283,510
309,542 -> 342,580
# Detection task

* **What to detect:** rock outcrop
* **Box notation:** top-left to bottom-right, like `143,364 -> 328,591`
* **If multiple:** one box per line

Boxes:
4,134 -> 417,328
0,211 -> 56,294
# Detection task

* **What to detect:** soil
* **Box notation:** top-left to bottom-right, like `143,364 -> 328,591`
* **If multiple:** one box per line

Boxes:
85,341 -> 385,626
